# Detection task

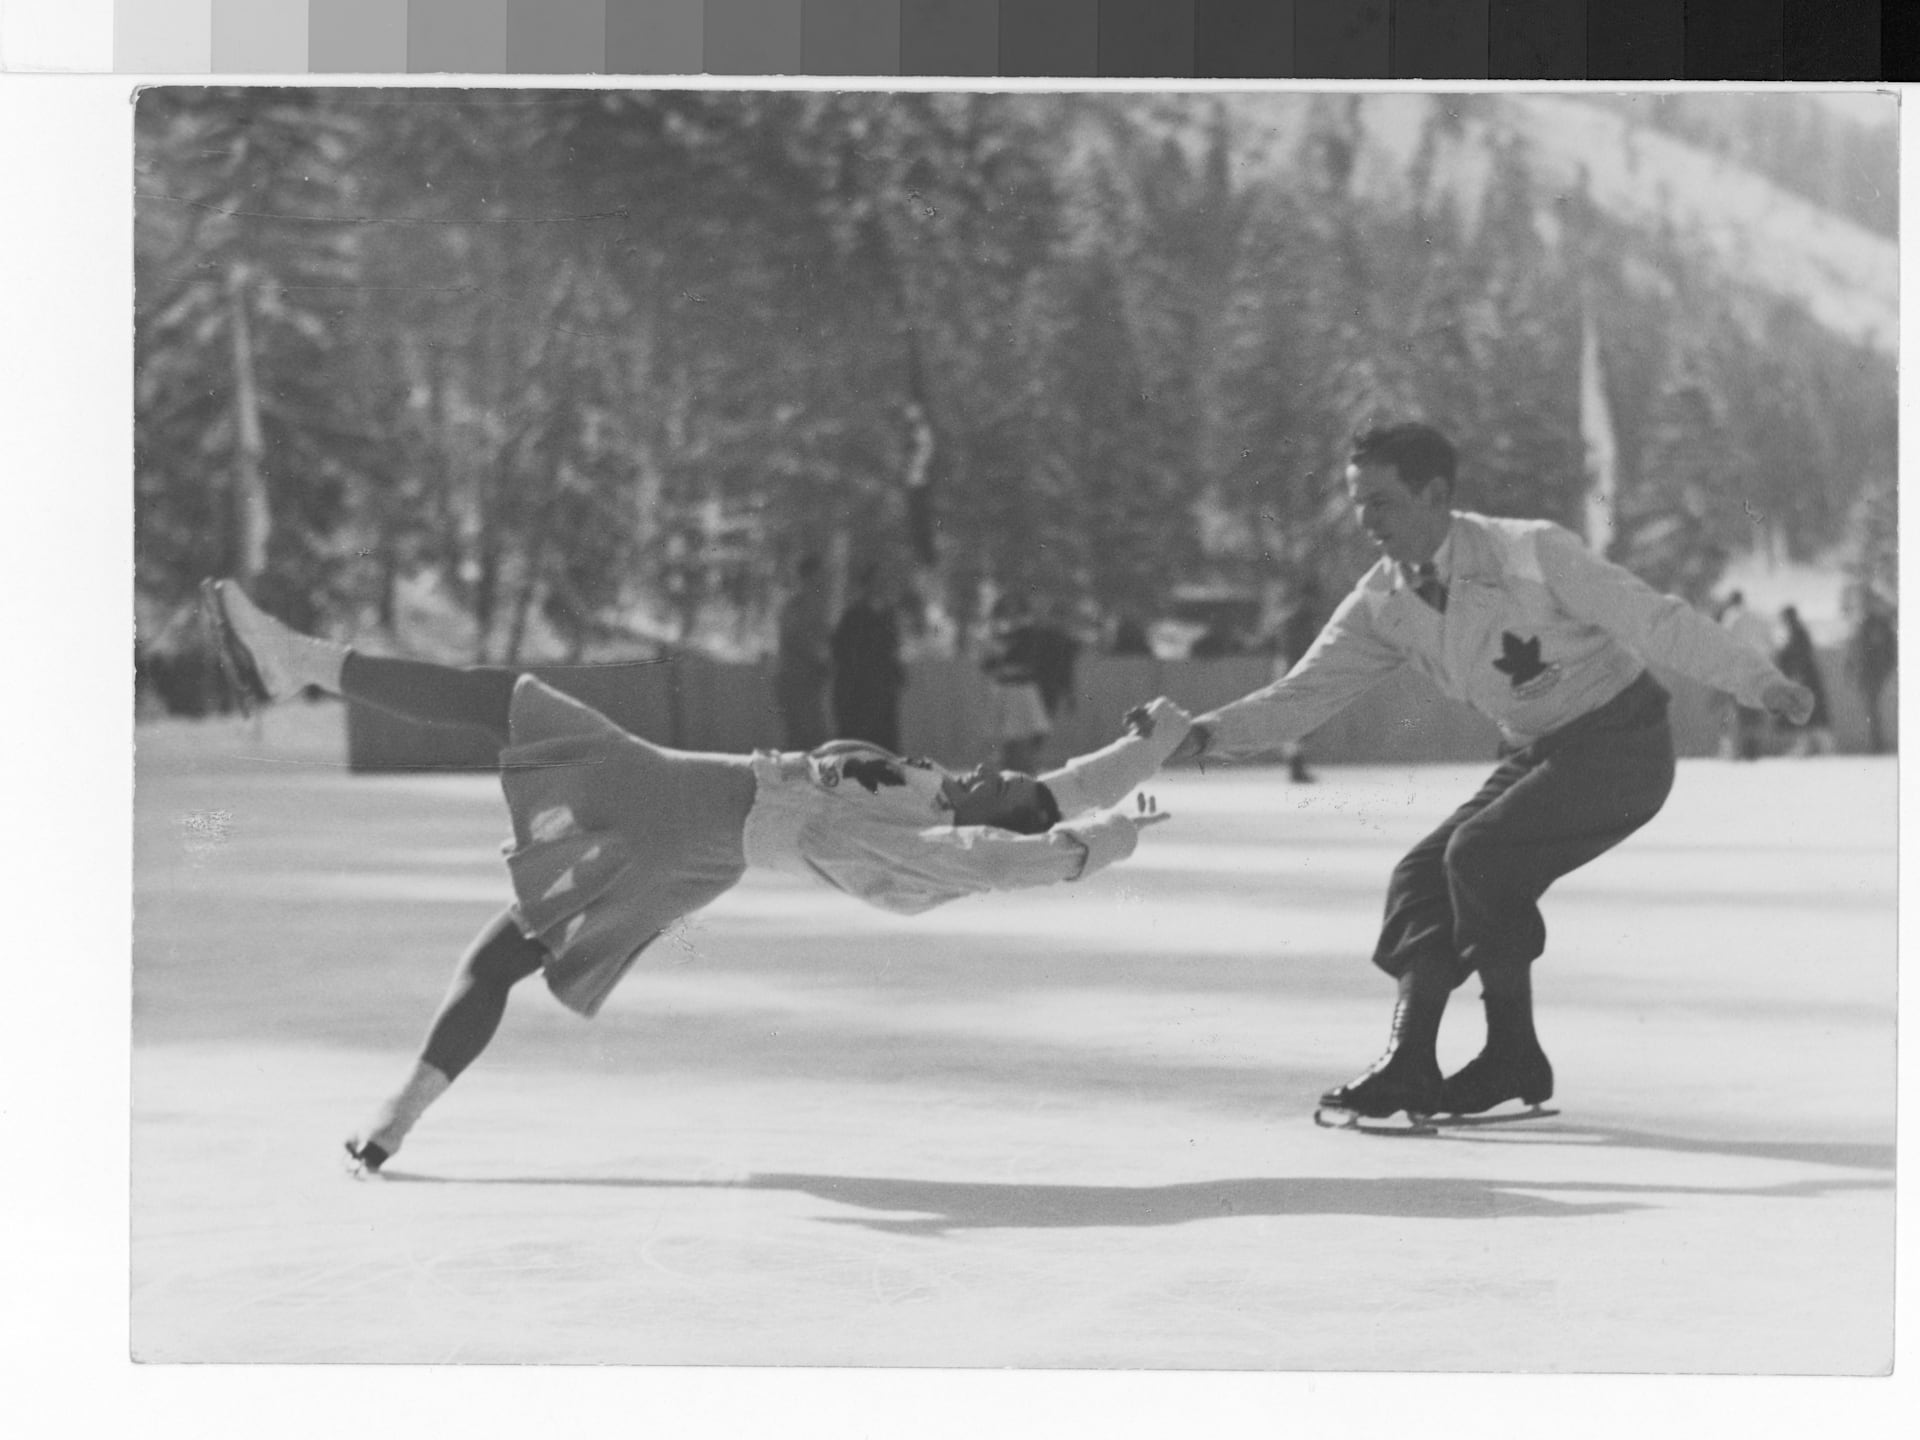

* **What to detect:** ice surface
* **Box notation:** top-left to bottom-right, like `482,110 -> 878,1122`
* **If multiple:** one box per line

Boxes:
131,723 -> 1894,1374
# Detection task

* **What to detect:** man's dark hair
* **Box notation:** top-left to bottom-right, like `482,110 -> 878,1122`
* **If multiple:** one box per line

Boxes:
993,781 -> 1063,837
1350,423 -> 1458,497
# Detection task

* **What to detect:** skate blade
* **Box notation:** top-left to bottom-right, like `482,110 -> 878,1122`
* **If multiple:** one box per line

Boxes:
1430,1105 -> 1560,1129
1313,1106 -> 1438,1136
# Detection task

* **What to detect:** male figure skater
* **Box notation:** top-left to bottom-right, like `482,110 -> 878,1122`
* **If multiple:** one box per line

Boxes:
204,582 -> 1186,1172
1169,423 -> 1814,1126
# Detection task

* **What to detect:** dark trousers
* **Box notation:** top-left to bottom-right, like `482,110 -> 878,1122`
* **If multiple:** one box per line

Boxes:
1373,673 -> 1677,988
342,650 -> 519,747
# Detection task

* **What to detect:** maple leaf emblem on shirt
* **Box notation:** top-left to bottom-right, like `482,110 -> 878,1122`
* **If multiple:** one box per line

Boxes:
1492,631 -> 1549,687
841,757 -> 906,793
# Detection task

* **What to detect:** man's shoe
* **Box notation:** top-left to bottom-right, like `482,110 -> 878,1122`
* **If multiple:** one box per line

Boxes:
1439,1041 -> 1554,1116
200,578 -> 294,707
1318,1045 -> 1444,1120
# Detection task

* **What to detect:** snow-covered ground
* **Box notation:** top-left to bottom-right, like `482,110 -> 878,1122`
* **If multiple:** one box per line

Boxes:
122,713 -> 1895,1397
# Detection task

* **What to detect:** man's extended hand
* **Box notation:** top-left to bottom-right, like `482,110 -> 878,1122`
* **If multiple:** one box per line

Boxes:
1761,679 -> 1816,727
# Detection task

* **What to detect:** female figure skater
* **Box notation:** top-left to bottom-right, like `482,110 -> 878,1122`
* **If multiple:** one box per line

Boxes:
202,581 -> 1189,1173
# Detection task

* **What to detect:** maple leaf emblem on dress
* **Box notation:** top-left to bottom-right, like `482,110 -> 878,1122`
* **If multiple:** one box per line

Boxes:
841,757 -> 906,793
1492,631 -> 1549,687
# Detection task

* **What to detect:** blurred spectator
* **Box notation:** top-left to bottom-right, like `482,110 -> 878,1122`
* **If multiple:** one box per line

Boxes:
1716,590 -> 1773,760
830,562 -> 907,752
1771,606 -> 1835,756
1027,599 -> 1081,730
1847,590 -> 1897,755
772,554 -> 831,750
1109,613 -> 1153,657
979,594 -> 1051,772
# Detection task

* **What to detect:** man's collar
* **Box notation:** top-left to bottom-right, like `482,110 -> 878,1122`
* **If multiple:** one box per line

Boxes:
1397,518 -> 1459,587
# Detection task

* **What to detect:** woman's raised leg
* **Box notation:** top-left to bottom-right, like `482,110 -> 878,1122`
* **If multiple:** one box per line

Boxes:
206,579 -> 522,744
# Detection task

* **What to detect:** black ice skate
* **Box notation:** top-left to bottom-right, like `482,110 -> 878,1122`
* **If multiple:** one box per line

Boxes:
1313,1048 -> 1444,1134
1435,1041 -> 1558,1126
343,1136 -> 391,1178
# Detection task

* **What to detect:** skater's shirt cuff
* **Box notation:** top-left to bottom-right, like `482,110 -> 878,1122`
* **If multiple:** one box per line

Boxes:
1061,810 -> 1138,880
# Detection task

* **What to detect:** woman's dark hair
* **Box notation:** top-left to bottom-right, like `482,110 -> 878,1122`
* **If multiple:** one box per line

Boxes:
1350,422 -> 1458,497
992,781 -> 1063,837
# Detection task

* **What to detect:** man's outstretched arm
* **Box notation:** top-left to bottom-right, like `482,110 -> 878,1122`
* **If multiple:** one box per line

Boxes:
1171,584 -> 1405,764
1536,527 -> 1814,724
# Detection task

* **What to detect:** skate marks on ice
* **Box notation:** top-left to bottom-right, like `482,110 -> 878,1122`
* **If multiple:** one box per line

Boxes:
1308,1104 -> 1893,1169
131,754 -> 1897,1370
1309,1101 -> 1564,1135
131,1040 -> 1894,1369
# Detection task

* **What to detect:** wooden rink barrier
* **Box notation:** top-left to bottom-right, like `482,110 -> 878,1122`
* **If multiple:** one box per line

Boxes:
347,649 -> 1891,772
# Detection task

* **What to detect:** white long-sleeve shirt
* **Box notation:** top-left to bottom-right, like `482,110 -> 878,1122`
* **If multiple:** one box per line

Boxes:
1201,512 -> 1784,759
742,698 -> 1192,914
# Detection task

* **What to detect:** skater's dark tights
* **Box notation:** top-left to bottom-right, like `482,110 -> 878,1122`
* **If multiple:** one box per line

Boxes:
419,909 -> 549,1080
341,651 -> 520,748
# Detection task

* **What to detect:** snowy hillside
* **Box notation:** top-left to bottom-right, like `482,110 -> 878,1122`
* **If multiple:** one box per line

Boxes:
1211,92 -> 1897,356
1503,94 -> 1895,355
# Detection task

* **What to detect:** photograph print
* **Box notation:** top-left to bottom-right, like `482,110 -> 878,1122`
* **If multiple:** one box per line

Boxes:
132,84 -> 1896,1371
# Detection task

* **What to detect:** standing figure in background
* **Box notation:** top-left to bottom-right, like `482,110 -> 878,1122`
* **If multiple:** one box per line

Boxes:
980,595 -> 1052,773
1109,613 -> 1153,657
1772,606 -> 1835,757
773,554 -> 832,750
1028,599 -> 1082,759
831,562 -> 908,753
1847,590 -> 1897,755
1716,590 -> 1774,761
